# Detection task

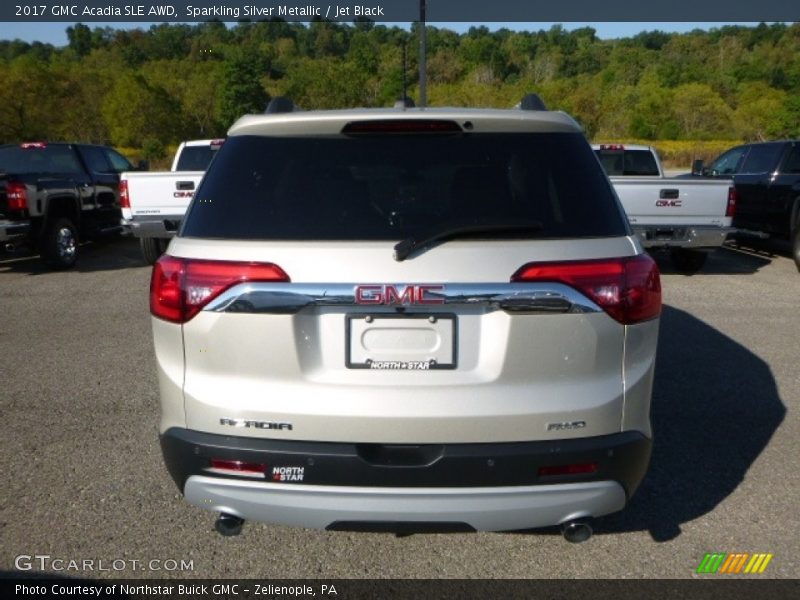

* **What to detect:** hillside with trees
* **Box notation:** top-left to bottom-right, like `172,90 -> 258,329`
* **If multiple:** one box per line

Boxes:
1,21 -> 798,165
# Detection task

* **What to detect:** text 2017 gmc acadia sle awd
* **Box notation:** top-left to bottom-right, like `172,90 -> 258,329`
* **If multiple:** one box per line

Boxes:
150,96 -> 661,543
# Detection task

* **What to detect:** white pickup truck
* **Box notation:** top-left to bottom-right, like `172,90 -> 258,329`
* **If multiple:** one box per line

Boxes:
593,144 -> 736,272
121,139 -> 223,263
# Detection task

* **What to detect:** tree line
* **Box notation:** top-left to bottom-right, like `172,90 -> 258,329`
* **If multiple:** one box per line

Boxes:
1,20 -> 798,161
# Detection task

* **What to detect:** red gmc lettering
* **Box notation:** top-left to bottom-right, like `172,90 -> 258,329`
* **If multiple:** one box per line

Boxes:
354,285 -> 445,305
416,285 -> 445,304
355,285 -> 383,304
384,285 -> 415,304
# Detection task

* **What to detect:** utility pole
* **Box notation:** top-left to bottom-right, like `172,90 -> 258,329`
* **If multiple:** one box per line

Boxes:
402,40 -> 407,102
419,0 -> 427,108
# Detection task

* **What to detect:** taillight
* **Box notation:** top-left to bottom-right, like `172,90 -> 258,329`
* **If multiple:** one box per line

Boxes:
6,181 -> 28,211
210,459 -> 267,475
511,254 -> 661,325
150,256 -> 290,324
119,180 -> 130,209
726,186 -> 737,218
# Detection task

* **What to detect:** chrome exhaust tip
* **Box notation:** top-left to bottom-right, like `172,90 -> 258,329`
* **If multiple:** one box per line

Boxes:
561,519 -> 593,543
214,513 -> 244,537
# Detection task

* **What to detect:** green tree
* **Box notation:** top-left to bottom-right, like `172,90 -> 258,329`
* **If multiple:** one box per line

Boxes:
101,73 -> 181,146
217,50 -> 269,127
671,83 -> 733,139
273,57 -> 371,109
732,82 -> 787,141
66,23 -> 92,57
628,70 -> 675,139
0,56 -> 59,141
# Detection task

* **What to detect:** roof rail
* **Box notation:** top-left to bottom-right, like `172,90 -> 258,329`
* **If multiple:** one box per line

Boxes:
516,94 -> 547,111
265,96 -> 296,114
394,97 -> 416,109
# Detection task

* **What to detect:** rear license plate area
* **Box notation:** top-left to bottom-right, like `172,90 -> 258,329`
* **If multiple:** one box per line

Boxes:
346,314 -> 457,370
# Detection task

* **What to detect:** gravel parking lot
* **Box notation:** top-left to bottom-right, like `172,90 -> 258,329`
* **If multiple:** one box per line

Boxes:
1,237 -> 797,579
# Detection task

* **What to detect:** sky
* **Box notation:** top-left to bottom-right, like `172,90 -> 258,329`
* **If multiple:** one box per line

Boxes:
0,22 -> 772,46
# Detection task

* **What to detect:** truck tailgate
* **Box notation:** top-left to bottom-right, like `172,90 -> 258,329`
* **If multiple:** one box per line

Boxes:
611,177 -> 733,227
122,171 -> 204,219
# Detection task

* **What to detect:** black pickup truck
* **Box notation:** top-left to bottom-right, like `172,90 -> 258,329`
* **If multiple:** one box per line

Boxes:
693,140 -> 800,271
0,142 -> 140,268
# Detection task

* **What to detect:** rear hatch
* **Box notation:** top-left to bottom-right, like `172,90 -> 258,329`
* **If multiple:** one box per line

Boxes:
162,125 -> 657,444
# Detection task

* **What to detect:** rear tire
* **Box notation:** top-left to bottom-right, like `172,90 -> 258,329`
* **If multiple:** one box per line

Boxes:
41,217 -> 78,269
792,226 -> 800,273
670,248 -> 707,274
140,237 -> 167,265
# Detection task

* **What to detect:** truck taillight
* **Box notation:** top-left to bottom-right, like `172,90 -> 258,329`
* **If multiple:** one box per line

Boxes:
119,180 -> 130,209
150,256 -> 290,324
6,181 -> 28,211
511,254 -> 661,325
726,186 -> 737,218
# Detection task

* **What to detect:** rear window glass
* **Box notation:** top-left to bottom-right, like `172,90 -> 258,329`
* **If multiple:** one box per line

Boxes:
709,146 -> 748,175
782,144 -> 800,174
175,145 -> 219,171
181,132 -> 628,241
0,145 -> 82,175
595,149 -> 660,176
739,143 -> 784,174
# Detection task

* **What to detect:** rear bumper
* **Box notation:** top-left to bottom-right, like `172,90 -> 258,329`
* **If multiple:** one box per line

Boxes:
161,428 -> 651,530
0,219 -> 30,244
634,225 -> 734,249
185,476 -> 626,531
127,215 -> 182,238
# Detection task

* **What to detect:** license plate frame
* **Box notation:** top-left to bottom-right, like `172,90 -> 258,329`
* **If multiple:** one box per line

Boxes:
345,313 -> 457,370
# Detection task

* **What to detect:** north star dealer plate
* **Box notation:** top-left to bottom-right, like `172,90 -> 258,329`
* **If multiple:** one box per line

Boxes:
346,314 -> 457,370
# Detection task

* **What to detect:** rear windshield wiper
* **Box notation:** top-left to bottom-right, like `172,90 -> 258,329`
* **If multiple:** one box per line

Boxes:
394,220 -> 544,262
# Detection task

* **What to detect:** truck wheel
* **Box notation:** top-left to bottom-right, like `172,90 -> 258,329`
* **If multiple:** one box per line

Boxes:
140,237 -> 167,265
670,249 -> 707,274
792,226 -> 800,273
41,217 -> 78,269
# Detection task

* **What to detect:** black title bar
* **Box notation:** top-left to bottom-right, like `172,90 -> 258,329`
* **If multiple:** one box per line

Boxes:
3,1 -> 800,23
2,579 -> 800,600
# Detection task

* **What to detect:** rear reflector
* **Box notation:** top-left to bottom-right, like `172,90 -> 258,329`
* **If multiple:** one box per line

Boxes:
6,181 -> 28,211
511,254 -> 661,325
726,186 -> 737,218
119,179 -> 130,209
538,463 -> 598,477
342,119 -> 462,135
150,256 -> 290,323
210,459 -> 267,475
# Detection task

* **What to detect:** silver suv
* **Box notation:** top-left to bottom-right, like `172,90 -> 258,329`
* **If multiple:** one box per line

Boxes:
151,96 -> 661,542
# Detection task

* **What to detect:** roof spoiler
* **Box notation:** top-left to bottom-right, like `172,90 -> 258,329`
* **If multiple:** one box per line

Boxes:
515,94 -> 547,111
394,97 -> 416,109
265,96 -> 297,114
